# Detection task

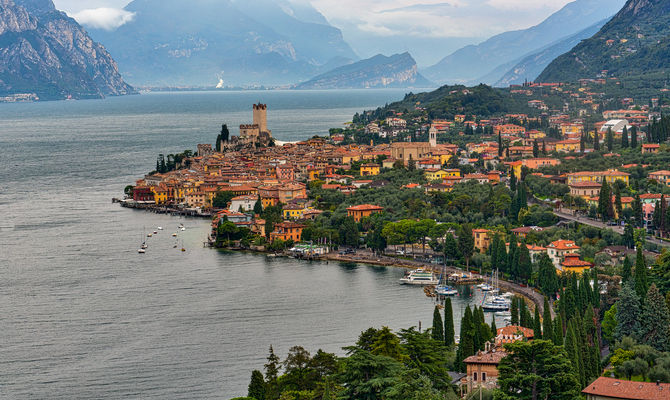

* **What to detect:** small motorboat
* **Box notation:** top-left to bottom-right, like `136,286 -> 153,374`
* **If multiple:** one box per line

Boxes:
172,233 -> 178,237
180,227 -> 186,231
147,233 -> 153,237
138,248 -> 146,254
153,230 -> 158,234
435,285 -> 458,296
158,227 -> 163,230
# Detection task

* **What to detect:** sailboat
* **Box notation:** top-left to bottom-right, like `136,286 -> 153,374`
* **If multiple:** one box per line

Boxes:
482,269 -> 510,311
434,266 -> 458,296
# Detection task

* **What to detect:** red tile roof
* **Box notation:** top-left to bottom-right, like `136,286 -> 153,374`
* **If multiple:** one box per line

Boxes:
463,350 -> 507,365
582,377 -> 670,399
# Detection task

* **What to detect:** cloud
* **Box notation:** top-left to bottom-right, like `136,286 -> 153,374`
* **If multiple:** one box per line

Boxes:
70,8 -> 135,31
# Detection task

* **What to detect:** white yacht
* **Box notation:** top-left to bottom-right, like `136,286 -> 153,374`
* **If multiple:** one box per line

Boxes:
400,269 -> 439,285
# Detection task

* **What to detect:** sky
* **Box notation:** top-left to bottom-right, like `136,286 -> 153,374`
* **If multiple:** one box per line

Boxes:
53,0 -> 576,65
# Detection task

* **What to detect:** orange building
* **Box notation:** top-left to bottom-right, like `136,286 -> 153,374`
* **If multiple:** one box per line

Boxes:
270,222 -> 305,242
495,325 -> 534,346
462,349 -> 506,393
346,204 -> 384,222
494,124 -> 525,136
642,144 -> 660,154
473,229 -> 491,253
560,253 -> 593,275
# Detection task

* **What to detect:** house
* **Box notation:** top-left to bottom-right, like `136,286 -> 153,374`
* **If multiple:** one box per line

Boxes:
642,144 -> 660,154
495,325 -> 534,346
270,222 -> 305,242
417,159 -> 442,170
464,173 -> 489,184
555,139 -> 580,153
570,181 -> 602,199
425,168 -> 448,181
473,229 -> 491,253
510,226 -> 543,239
560,253 -> 593,274
462,346 -> 507,394
566,170 -> 630,186
346,204 -> 384,222
582,376 -> 670,399
360,163 -> 381,176
494,124 -> 525,136
649,170 -> 670,186
282,204 -> 313,220
547,240 -> 580,267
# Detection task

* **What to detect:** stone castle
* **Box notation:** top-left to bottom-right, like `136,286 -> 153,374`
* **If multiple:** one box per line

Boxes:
238,103 -> 273,147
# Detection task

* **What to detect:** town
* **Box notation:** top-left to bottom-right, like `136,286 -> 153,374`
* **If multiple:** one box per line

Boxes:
122,80 -> 670,399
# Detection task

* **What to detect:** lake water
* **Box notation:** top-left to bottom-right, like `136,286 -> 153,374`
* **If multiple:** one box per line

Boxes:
1,90 -> 496,399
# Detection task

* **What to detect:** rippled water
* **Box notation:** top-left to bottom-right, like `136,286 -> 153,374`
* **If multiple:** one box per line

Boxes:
1,90 -> 494,399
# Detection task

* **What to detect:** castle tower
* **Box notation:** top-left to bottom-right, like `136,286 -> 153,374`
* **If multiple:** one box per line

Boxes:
429,126 -> 437,147
253,103 -> 268,133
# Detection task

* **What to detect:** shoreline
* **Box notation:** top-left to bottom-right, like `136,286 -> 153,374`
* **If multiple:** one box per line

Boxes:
217,245 -> 552,317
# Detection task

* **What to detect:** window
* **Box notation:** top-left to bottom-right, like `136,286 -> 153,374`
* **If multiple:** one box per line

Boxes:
482,372 -> 487,382
473,372 -> 477,382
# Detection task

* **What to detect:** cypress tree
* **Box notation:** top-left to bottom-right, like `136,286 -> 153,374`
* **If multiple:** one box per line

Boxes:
457,306 -> 476,371
614,185 -> 622,220
606,127 -> 614,151
580,133 -> 586,153
591,268 -> 601,309
597,181 -> 611,221
248,370 -> 266,400
615,281 -> 642,341
510,171 -> 517,192
508,234 -> 519,278
491,315 -> 498,338
593,130 -> 600,151
542,297 -> 553,343
622,256 -> 632,283
533,306 -> 542,339
444,297 -> 455,347
533,140 -> 539,157
264,345 -> 280,400
432,305 -> 444,342
634,247 -> 649,300
511,297 -> 519,325
518,242 -> 532,283
640,284 -> 670,352
564,320 -> 582,385
542,140 -> 547,155
621,126 -> 629,148
553,314 -> 564,346
631,125 -> 638,148
520,299 -> 531,328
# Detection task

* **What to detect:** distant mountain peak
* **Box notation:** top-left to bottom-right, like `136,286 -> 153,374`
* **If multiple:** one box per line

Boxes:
0,0 -> 134,100
295,52 -> 432,89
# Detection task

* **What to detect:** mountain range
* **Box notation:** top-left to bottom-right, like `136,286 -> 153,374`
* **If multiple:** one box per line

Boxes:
537,0 -> 670,84
422,0 -> 626,86
0,0 -> 133,100
295,53 -> 431,90
86,0 -> 358,87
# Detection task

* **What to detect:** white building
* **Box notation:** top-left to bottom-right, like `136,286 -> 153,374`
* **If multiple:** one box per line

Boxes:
229,195 -> 257,213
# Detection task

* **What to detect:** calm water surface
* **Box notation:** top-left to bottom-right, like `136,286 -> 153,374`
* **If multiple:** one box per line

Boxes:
1,90 -> 494,399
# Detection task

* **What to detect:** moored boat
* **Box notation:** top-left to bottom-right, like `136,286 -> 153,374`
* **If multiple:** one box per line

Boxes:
400,269 -> 439,285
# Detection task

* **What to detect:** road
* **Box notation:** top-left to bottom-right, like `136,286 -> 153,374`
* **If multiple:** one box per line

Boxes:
554,209 -> 669,248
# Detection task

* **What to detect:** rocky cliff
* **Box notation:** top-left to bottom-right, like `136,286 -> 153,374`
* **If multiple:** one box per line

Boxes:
0,0 -> 134,100
295,53 -> 432,89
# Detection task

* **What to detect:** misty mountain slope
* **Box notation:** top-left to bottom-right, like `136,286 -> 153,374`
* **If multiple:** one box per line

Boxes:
0,0 -> 134,100
295,52 -> 432,89
538,0 -> 670,84
423,0 -> 626,85
495,19 -> 609,87
87,0 -> 357,87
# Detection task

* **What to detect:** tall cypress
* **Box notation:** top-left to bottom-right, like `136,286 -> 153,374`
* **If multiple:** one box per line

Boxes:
634,247 -> 649,300
606,128 -> 614,151
622,256 -> 632,283
542,297 -> 553,343
457,306 -> 475,371
444,297 -> 455,347
491,315 -> 498,338
593,130 -> 600,151
432,305 -> 444,342
553,314 -> 564,346
511,297 -> 519,325
631,125 -> 638,148
533,306 -> 542,339
565,319 -> 584,387
621,126 -> 629,148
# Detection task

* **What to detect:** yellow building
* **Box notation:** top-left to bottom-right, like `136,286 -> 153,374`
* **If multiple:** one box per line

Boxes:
152,186 -> 168,204
555,139 -> 580,153
473,229 -> 491,253
566,170 -> 630,186
425,169 -> 449,181
282,204 -> 313,220
560,254 -> 593,275
360,163 -> 381,176
444,169 -> 461,177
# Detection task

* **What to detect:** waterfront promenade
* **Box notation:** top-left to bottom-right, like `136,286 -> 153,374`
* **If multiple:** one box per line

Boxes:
323,248 -> 554,317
